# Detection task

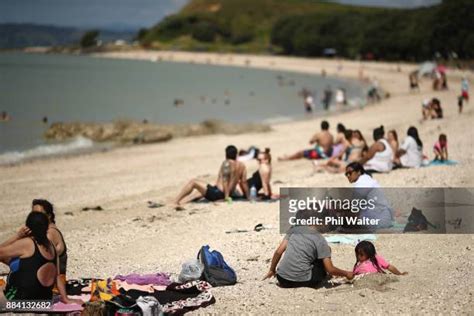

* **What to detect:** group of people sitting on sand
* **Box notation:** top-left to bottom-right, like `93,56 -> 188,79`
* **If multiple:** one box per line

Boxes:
279,121 -> 449,174
0,200 -> 81,305
173,145 -> 273,209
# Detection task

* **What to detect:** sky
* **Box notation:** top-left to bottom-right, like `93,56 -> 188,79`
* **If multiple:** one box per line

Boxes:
0,0 -> 442,30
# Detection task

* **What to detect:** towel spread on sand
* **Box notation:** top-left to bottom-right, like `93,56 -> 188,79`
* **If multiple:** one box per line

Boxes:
325,234 -> 376,245
114,273 -> 171,286
427,159 -> 458,166
52,301 -> 84,312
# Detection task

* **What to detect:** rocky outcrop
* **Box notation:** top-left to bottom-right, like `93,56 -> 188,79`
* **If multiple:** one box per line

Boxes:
44,119 -> 271,144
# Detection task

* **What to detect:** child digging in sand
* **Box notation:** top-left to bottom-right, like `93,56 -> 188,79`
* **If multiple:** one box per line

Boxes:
353,241 -> 407,276
433,134 -> 448,162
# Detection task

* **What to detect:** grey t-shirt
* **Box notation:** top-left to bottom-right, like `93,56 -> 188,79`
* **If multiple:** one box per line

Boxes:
277,226 -> 331,282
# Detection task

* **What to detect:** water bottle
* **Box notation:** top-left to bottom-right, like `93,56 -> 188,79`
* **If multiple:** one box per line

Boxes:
250,186 -> 257,203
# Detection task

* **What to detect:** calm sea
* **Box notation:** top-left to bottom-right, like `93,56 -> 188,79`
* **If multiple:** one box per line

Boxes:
0,52 -> 365,164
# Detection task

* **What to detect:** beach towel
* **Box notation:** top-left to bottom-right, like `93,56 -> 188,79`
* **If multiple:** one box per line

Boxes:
114,273 -> 171,286
427,159 -> 458,166
51,301 -> 84,313
325,234 -> 376,245
123,280 -> 216,315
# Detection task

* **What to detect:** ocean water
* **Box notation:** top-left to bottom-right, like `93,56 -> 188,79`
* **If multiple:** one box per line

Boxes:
0,52 -> 365,164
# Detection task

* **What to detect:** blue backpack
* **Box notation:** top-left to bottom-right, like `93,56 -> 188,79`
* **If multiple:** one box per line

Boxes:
198,245 -> 237,286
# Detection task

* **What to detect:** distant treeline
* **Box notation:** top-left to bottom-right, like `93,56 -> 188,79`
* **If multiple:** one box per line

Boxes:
139,0 -> 474,61
271,0 -> 473,60
0,24 -> 136,49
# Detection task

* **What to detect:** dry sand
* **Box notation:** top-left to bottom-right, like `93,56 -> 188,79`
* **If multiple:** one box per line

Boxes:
0,51 -> 473,314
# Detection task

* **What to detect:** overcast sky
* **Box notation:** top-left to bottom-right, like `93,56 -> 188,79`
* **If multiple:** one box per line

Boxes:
0,0 -> 442,30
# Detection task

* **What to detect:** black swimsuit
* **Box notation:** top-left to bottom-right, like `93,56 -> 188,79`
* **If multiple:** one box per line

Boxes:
4,239 -> 57,300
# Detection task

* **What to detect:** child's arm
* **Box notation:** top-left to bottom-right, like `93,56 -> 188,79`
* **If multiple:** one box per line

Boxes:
387,264 -> 408,275
263,238 -> 288,280
322,258 -> 354,279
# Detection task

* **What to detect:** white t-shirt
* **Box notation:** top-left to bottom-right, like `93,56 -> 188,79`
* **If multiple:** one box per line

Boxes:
400,136 -> 423,168
354,174 -> 380,188
364,139 -> 393,173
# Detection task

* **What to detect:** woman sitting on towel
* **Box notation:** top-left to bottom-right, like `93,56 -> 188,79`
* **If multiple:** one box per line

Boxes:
246,148 -> 273,199
0,212 -> 81,304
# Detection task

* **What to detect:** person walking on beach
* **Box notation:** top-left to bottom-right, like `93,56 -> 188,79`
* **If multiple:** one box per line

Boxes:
461,77 -> 469,103
278,121 -> 334,161
174,145 -> 249,208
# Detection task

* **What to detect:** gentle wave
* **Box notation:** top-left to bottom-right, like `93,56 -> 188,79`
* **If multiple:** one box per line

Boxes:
0,136 -> 94,165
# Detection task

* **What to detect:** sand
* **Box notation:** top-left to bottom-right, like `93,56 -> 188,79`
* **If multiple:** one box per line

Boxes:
0,51 -> 473,314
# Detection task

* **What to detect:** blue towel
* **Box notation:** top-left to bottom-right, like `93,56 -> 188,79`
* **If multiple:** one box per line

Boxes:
325,234 -> 376,245
428,159 -> 458,166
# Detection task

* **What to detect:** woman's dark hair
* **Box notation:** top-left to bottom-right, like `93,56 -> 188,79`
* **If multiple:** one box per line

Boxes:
354,240 -> 384,273
407,126 -> 423,148
26,212 -> 50,248
263,147 -> 272,163
32,199 -> 55,224
388,129 -> 398,142
344,129 -> 353,141
337,123 -> 346,134
346,162 -> 368,176
373,125 -> 385,141
439,134 -> 447,142
225,145 -> 238,160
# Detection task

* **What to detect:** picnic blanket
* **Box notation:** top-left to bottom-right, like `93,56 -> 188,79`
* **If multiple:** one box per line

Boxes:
325,234 -> 377,245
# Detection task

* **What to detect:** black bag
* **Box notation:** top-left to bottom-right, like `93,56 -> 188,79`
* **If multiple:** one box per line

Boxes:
198,245 -> 237,287
403,207 -> 435,232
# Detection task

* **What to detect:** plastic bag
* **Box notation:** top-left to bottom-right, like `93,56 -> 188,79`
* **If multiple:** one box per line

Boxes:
179,259 -> 204,283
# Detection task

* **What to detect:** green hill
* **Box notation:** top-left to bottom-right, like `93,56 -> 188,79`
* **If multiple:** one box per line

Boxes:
138,0 -> 474,60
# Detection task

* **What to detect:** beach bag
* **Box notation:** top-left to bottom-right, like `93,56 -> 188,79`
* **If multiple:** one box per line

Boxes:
179,259 -> 204,283
197,245 -> 237,286
403,207 -> 435,232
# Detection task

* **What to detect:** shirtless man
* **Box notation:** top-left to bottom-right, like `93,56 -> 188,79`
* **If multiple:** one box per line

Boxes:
278,121 -> 334,161
174,145 -> 249,208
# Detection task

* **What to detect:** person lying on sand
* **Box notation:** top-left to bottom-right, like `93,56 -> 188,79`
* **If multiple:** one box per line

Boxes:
353,241 -> 407,276
278,121 -> 334,161
358,126 -> 393,174
174,145 -> 249,208
263,209 -> 353,288
0,212 -> 81,305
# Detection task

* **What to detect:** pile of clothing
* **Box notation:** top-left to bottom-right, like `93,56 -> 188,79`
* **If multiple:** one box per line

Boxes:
57,272 -> 216,315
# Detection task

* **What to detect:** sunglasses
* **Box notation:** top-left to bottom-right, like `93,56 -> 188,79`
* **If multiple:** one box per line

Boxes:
345,170 -> 355,177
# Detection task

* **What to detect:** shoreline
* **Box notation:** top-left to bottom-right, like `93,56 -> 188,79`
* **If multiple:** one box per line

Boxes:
1,50 -> 473,314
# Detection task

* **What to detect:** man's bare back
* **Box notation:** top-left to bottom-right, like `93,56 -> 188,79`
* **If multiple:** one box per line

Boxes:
311,130 -> 334,155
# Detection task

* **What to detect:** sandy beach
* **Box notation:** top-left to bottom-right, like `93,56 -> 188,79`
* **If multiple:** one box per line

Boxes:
1,51 -> 473,314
